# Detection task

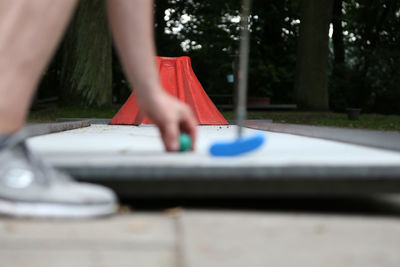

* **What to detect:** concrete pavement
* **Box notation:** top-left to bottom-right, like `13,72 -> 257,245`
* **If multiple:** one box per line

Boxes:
1,207 -> 400,267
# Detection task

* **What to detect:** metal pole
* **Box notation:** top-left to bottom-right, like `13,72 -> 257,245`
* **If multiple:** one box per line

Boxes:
236,0 -> 251,138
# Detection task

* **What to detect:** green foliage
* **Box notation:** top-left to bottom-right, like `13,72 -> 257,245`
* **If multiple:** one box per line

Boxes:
61,0 -> 112,107
29,105 -> 119,122
159,0 -> 241,95
251,0 -> 300,102
329,0 -> 400,113
34,0 -> 400,115
36,47 -> 63,100
154,0 -> 301,102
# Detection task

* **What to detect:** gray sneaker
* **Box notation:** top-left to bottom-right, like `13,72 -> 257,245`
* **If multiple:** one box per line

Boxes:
0,131 -> 118,218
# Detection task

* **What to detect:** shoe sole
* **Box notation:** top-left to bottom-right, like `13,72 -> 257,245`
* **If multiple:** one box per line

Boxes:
0,199 -> 117,218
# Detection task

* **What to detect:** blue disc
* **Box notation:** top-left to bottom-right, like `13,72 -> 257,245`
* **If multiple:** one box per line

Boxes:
209,133 -> 266,157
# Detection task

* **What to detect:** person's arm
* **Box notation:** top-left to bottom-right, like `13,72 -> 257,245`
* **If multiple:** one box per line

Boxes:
106,0 -> 197,151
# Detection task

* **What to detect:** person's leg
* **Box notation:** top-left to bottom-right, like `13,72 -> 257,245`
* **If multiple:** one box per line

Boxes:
0,0 -> 117,218
0,0 -> 77,133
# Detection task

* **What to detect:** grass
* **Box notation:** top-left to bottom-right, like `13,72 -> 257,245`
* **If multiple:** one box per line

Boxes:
223,111 -> 400,131
28,105 -> 119,122
28,105 -> 400,132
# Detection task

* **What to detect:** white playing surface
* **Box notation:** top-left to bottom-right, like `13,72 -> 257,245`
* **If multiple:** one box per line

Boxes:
27,125 -> 400,168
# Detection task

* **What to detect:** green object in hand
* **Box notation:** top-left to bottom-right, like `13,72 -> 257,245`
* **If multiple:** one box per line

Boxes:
179,133 -> 191,152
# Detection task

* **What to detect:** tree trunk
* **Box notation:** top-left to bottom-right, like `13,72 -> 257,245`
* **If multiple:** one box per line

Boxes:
294,0 -> 333,111
60,0 -> 112,107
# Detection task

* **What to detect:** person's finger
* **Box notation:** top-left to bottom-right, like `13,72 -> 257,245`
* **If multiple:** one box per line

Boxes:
160,121 -> 180,151
180,107 -> 198,150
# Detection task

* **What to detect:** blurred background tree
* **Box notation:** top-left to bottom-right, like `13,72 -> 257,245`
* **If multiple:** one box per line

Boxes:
156,0 -> 300,103
60,0 -> 112,107
36,0 -> 400,114
38,0 -> 112,107
329,0 -> 400,113
294,0 -> 333,110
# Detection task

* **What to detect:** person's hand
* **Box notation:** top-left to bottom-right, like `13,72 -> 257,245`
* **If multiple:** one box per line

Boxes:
138,90 -> 198,151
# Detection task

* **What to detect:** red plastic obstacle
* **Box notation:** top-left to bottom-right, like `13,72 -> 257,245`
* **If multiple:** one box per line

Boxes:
110,56 -> 228,125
